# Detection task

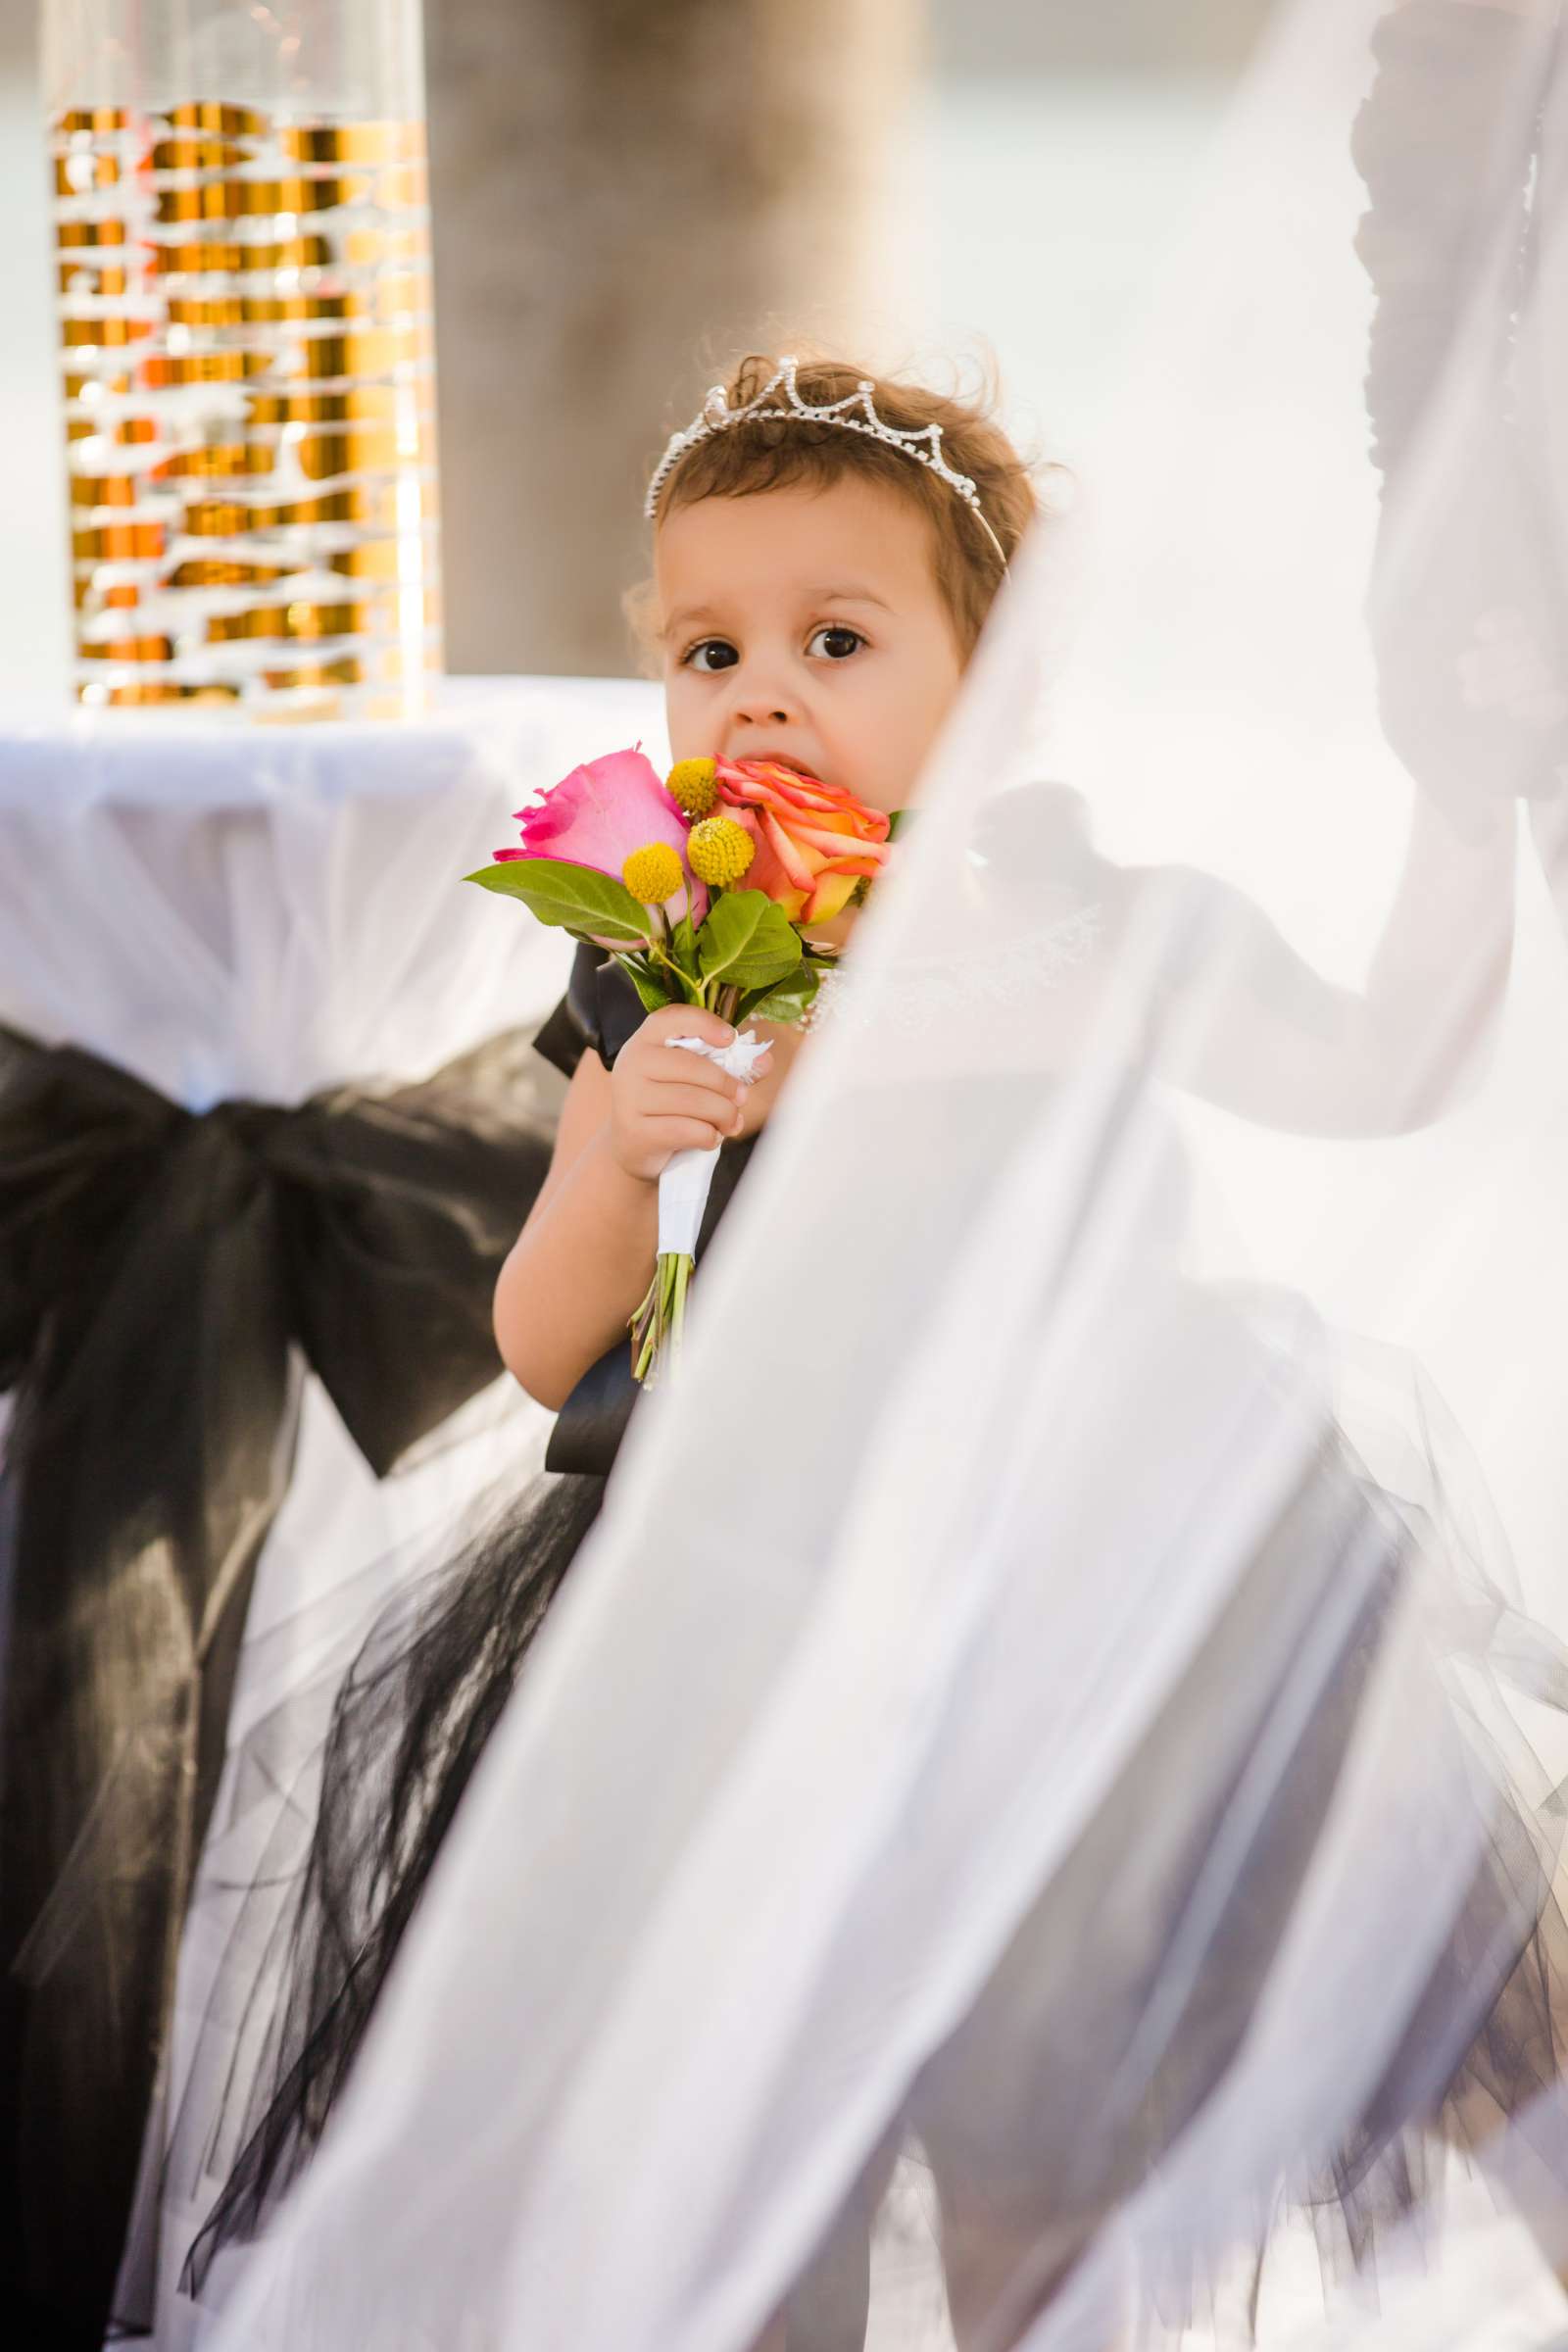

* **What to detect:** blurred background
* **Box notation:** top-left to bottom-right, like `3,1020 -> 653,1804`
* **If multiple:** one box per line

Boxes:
0,0 -> 1272,696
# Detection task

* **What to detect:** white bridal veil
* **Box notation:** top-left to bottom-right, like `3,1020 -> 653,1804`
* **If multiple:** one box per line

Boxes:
202,1 -> 1568,2345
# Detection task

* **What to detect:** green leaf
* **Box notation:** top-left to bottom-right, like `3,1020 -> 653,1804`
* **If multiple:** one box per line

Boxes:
887,808 -> 914,839
669,912 -> 701,982
696,889 -> 803,992
735,962 -> 820,1026
612,953 -> 674,1015
466,858 -> 652,946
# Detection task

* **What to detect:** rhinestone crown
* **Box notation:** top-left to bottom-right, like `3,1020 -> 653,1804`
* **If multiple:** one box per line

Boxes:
645,356 -> 1009,568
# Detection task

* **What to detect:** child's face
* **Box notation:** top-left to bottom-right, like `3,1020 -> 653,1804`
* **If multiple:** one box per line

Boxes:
655,476 -> 965,816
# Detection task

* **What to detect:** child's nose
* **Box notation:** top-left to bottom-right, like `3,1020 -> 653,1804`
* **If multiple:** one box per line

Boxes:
729,678 -> 799,729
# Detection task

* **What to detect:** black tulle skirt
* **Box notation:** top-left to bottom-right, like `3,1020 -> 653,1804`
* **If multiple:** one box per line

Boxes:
182,1469 -> 606,2292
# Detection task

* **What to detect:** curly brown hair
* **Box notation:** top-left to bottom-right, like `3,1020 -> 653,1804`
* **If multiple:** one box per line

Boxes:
644,352 -> 1040,658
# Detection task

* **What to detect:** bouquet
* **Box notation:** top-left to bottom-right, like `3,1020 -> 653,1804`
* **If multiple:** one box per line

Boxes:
467,747 -> 892,1382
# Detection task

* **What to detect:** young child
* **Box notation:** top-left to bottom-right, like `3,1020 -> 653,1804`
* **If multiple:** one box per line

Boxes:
182,352 -> 1042,2310
494,353 -> 1038,1418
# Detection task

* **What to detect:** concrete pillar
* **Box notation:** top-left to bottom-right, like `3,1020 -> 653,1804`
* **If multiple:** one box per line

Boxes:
425,0 -> 918,676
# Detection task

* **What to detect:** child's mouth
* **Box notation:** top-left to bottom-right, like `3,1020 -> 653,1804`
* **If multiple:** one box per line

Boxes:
730,752 -> 821,783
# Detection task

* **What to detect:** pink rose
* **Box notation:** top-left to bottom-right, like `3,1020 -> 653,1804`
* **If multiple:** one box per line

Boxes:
497,746 -> 706,919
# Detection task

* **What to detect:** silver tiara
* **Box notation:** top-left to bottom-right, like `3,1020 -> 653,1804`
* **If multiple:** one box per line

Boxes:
644,356 -> 1009,568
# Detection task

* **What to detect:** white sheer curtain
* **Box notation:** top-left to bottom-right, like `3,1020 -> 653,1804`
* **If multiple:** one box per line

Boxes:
199,6 -> 1568,2345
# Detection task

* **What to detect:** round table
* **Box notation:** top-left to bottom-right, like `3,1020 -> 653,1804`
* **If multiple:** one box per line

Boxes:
0,675 -> 666,2343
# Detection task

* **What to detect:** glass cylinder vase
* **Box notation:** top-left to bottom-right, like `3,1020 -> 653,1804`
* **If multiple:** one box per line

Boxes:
42,0 -> 441,719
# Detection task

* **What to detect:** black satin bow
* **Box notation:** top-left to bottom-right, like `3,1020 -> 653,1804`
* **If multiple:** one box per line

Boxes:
0,1021 -> 555,2348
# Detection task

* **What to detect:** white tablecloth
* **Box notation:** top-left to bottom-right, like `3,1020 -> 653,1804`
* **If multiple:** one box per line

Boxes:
0,675 -> 664,1105
0,674 -> 666,2339
1,669 -> 666,1667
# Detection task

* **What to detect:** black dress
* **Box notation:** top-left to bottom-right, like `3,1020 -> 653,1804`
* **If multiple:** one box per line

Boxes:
187,947 -> 757,2285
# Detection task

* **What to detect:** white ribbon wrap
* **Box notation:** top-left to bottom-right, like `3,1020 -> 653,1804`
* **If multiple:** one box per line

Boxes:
656,1029 -> 770,1256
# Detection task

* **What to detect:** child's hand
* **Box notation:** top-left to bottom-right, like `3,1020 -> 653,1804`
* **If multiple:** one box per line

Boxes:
608,1007 -> 772,1183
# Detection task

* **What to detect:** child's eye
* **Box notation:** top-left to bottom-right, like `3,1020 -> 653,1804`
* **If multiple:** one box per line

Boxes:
683,638 -> 739,672
807,624 -> 865,662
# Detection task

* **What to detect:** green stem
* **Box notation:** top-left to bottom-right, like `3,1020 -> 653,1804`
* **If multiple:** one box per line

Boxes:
624,940 -> 702,1004
670,1251 -> 691,1370
629,1250 -> 696,1386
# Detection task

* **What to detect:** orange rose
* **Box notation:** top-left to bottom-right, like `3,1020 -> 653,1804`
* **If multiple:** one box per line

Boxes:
714,759 -> 893,925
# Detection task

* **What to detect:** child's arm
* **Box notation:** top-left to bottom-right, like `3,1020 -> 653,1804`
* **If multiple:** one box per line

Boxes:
493,1006 -> 766,1410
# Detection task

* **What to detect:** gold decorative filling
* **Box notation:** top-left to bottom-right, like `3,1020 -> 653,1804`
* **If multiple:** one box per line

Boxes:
152,165 -> 427,220
182,487 -> 375,532
153,184 -> 240,225
168,102 -> 268,136
55,153 -> 123,195
148,233 -> 334,274
53,109 -> 439,714
59,261 -> 131,295
72,519 -> 166,555
277,325 -> 434,379
58,220 -> 128,248
207,599 -> 371,643
248,385 -> 431,425
73,520 -> 165,561
151,137 -> 248,172
157,443 -> 274,479
145,239 -> 241,275
164,293 -> 248,327
167,558 -> 294,588
345,226 -> 423,268
139,350 -> 276,386
54,107 -> 134,135
154,174 -> 382,224
368,271 -> 429,317
291,422 -> 430,479
177,501 -> 244,537
74,577 -> 143,611
328,540 -> 410,580
69,475 -> 138,507
63,315 -> 154,348
383,163 -> 428,207
97,681 -> 243,705
262,655 -> 370,687
65,370 -> 132,401
279,123 -> 425,165
80,633 -> 174,662
167,290 -> 376,326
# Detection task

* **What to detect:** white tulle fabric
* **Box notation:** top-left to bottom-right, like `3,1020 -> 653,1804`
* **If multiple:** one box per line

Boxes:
198,7 -> 1568,2347
0,675 -> 667,2335
0,673 -> 663,1693
0,676 -> 662,1103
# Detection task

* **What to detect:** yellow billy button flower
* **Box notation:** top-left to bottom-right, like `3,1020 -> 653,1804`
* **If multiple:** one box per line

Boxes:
621,841 -> 686,905
665,757 -> 719,818
686,815 -> 756,889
